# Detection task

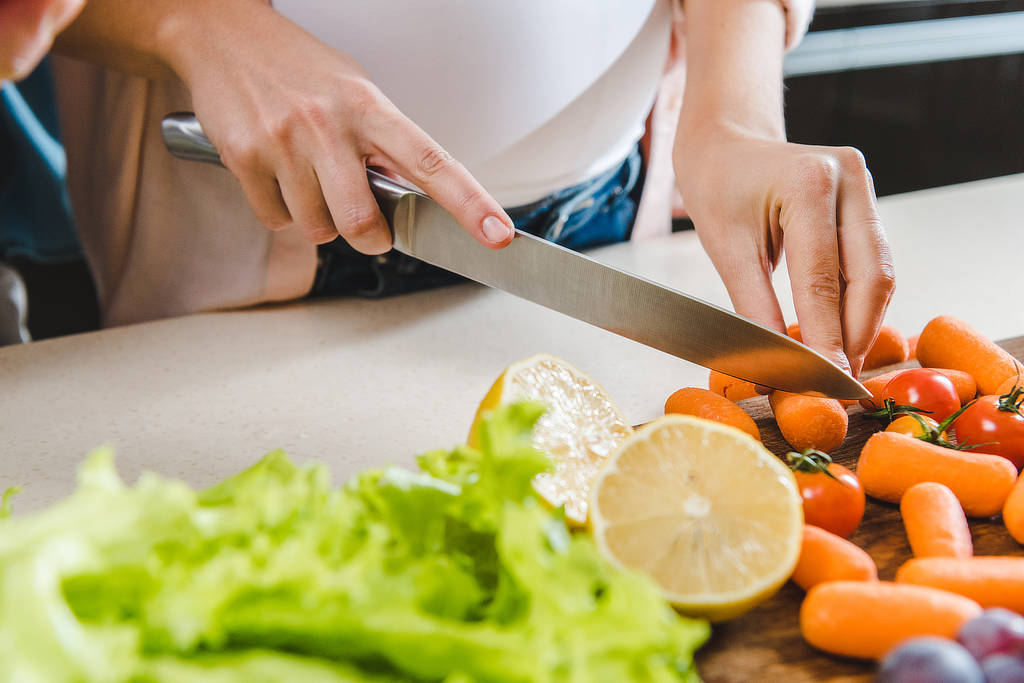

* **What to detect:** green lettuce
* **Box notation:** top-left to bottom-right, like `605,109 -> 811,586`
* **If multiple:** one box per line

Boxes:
0,402 -> 708,682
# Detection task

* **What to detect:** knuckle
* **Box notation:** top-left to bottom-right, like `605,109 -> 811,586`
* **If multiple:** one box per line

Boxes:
454,186 -> 486,213
417,144 -> 457,177
795,154 -> 840,194
337,204 -> 382,240
804,267 -> 843,304
219,136 -> 261,171
836,146 -> 868,172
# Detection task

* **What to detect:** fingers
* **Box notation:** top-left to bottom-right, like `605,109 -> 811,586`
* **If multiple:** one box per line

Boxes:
314,155 -> 393,254
834,148 -> 896,376
371,109 -> 514,249
781,155 -> 851,374
234,168 -> 292,233
705,229 -> 787,334
276,162 -> 345,245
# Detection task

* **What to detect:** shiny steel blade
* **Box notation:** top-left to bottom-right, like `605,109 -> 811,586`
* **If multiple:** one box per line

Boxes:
372,172 -> 869,400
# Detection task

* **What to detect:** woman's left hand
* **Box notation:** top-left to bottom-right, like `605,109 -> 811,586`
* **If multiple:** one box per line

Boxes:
673,123 -> 895,377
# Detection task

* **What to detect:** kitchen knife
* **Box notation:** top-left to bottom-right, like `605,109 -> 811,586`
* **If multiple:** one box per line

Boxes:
161,112 -> 869,399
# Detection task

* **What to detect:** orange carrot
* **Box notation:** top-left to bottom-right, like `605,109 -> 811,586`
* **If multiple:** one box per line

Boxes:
900,482 -> 973,558
1004,472 -> 1024,546
863,326 -> 911,371
917,315 -> 1024,395
770,391 -> 848,453
800,580 -> 982,660
664,387 -> 761,441
791,525 -> 878,591
859,367 -> 977,411
997,375 -> 1022,397
896,557 -> 1024,614
707,370 -> 759,402
787,323 -> 803,342
857,432 -> 1018,517
908,334 -> 920,361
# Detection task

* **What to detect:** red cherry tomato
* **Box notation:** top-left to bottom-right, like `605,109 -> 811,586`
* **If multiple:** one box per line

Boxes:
787,450 -> 865,538
953,391 -> 1024,470
882,368 -> 961,423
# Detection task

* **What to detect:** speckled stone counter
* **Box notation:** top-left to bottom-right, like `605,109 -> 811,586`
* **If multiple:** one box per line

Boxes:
3,174 -> 1023,512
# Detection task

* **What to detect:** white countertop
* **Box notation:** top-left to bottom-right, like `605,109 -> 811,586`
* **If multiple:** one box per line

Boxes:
3,174 -> 1024,513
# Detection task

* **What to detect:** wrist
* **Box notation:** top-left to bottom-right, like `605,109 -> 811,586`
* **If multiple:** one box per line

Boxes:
156,0 -> 272,86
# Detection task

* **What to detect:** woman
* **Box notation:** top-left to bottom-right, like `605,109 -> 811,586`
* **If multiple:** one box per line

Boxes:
51,0 -> 894,377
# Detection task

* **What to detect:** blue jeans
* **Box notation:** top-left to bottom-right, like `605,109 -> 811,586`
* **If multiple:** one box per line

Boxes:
310,146 -> 644,297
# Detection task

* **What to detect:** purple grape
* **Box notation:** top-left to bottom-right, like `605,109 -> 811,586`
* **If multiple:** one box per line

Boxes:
956,608 -> 1024,659
878,637 -> 984,683
980,654 -> 1024,683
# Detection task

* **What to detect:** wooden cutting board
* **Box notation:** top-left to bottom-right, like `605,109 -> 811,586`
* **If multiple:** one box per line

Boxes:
694,337 -> 1024,683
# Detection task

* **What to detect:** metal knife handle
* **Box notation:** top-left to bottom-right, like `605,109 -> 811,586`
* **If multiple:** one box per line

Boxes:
159,112 -> 416,218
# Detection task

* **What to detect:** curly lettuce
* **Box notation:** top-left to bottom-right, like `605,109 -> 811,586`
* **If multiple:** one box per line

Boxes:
0,402 -> 708,682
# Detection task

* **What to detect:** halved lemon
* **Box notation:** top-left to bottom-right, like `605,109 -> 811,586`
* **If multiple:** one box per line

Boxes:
589,415 -> 803,621
468,354 -> 633,525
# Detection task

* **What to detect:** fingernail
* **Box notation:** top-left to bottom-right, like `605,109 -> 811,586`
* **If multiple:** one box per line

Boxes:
482,215 -> 513,243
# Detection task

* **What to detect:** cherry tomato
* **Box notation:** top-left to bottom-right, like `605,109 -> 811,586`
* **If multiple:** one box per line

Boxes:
953,390 -> 1024,470
787,450 -> 865,538
886,414 -> 946,441
883,369 -> 961,423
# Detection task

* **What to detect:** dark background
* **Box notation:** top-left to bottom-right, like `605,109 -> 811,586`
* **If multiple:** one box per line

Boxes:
784,0 -> 1024,196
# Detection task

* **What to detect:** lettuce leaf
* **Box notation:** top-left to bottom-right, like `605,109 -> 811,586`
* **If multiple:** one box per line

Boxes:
0,402 -> 708,682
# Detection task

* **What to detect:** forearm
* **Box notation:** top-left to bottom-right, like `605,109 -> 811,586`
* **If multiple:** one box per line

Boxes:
677,0 -> 787,143
51,0 -> 271,81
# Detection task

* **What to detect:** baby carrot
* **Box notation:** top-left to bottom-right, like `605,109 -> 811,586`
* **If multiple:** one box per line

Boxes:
859,368 -> 977,411
789,322 -> 909,371
800,580 -> 982,660
863,326 -> 911,371
791,525 -> 878,591
997,375 -> 1021,396
857,432 -> 1018,517
1004,472 -> 1024,546
900,482 -> 973,558
770,391 -> 848,453
916,315 -> 1024,395
707,370 -> 759,402
896,557 -> 1024,614
664,387 -> 761,441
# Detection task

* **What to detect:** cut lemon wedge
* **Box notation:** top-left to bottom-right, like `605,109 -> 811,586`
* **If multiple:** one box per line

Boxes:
468,354 -> 633,525
589,415 -> 803,621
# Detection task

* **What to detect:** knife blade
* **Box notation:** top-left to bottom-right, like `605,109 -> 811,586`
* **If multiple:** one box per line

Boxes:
161,112 -> 869,399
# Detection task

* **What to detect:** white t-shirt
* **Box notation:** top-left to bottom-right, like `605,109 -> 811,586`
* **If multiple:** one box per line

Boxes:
273,0 -> 672,206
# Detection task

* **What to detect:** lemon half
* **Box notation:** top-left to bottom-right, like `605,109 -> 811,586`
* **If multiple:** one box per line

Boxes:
589,415 -> 803,621
468,354 -> 633,525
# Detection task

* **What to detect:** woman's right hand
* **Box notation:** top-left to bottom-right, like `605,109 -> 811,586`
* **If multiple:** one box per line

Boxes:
162,1 -> 514,253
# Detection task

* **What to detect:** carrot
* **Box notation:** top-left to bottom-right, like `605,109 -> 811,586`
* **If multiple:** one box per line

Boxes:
859,367 -> 977,411
900,482 -> 973,558
997,375 -> 1022,397
707,370 -> 759,402
897,557 -> 1024,614
916,315 -> 1024,395
1004,471 -> 1024,546
791,525 -> 878,591
770,391 -> 848,452
863,326 -> 911,371
664,387 -> 761,441
788,322 -> 909,371
908,334 -> 920,361
800,580 -> 982,660
857,431 -> 1018,517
